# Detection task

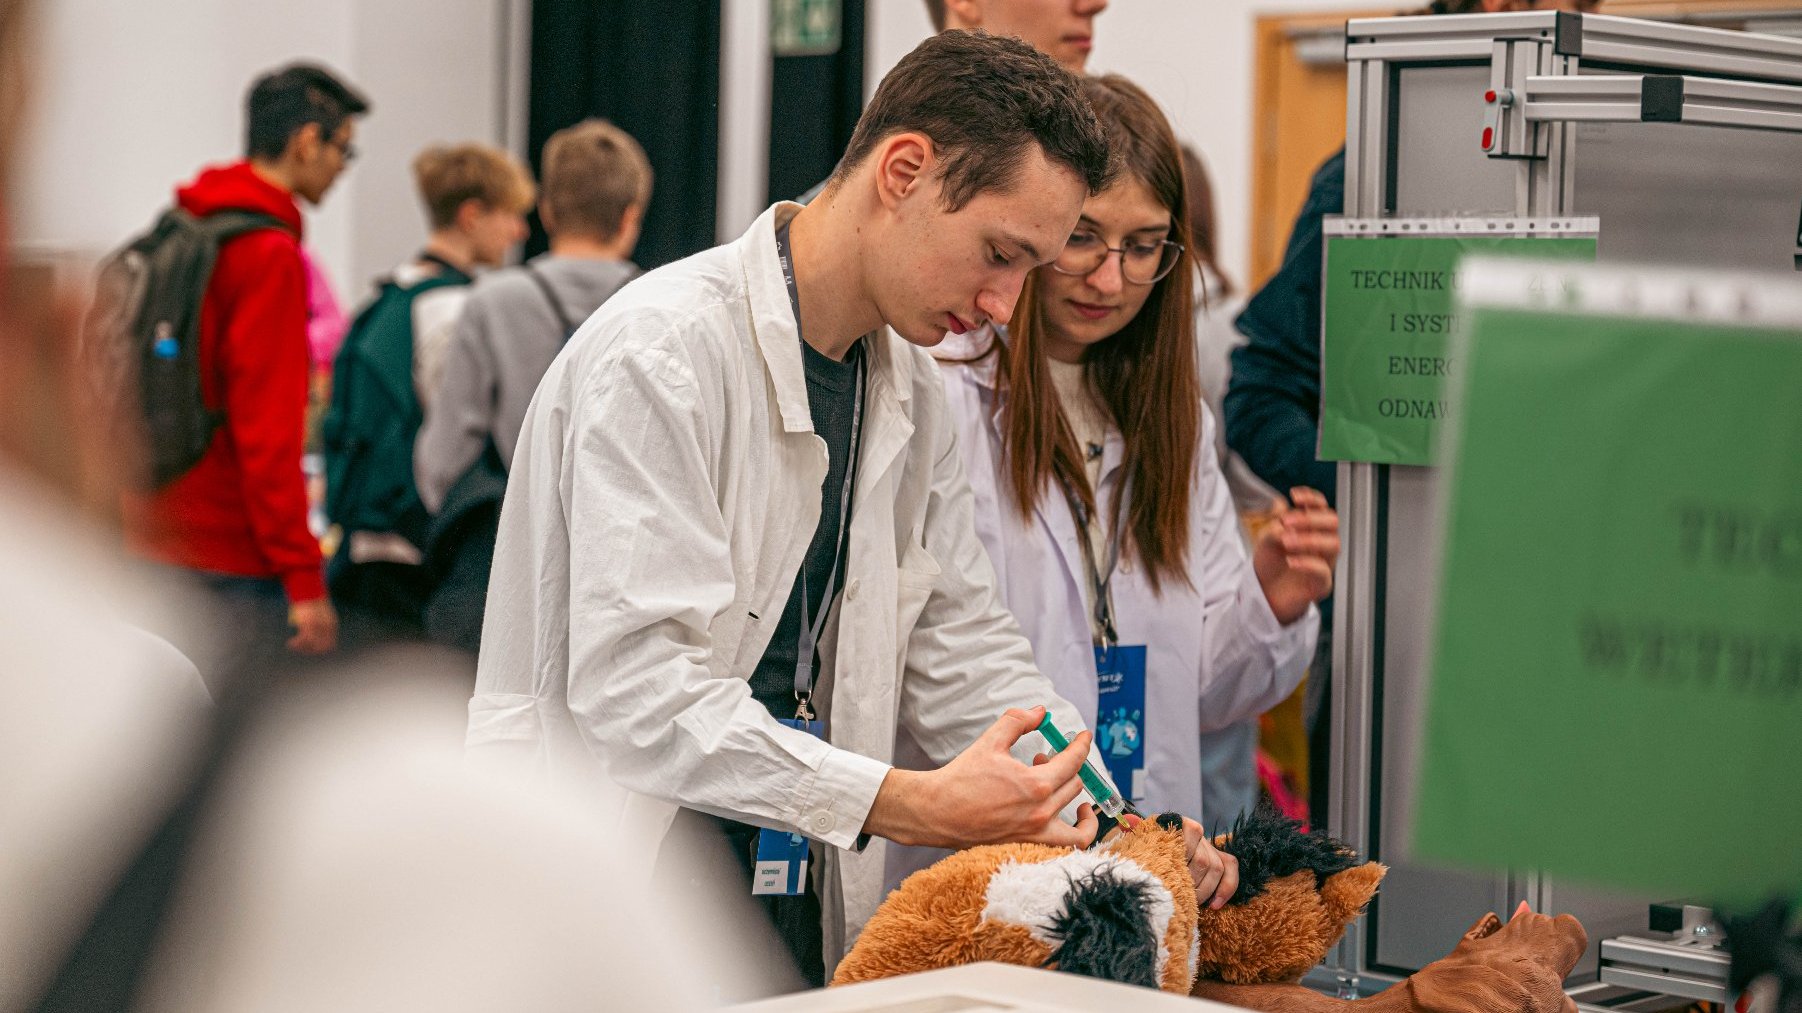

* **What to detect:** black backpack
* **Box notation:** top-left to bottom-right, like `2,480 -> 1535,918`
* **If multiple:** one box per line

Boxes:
85,208 -> 290,488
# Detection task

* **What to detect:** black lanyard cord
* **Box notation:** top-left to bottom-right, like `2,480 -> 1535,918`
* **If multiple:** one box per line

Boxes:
1058,472 -> 1126,650
776,217 -> 868,720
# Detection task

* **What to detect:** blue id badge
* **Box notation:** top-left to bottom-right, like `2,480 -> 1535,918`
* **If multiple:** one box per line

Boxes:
752,716 -> 825,897
1094,644 -> 1148,806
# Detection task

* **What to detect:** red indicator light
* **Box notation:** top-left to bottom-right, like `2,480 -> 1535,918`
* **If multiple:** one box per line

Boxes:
1485,89 -> 1497,103
1481,126 -> 1494,148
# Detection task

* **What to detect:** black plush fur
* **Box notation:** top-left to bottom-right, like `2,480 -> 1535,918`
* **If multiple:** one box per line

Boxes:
1044,867 -> 1161,988
1214,800 -> 1363,906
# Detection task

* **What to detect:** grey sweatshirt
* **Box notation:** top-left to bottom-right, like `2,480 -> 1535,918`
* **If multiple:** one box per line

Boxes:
414,254 -> 639,513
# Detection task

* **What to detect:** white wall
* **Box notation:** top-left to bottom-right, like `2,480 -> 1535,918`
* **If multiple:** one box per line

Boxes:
865,0 -> 1364,290
20,0 -> 1366,299
16,0 -> 509,304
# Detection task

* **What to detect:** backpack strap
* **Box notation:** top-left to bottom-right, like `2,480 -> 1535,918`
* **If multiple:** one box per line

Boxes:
416,251 -> 473,285
522,262 -> 580,343
194,209 -> 293,242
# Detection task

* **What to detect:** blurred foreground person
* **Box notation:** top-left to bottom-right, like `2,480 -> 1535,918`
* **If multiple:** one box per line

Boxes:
1,16 -> 744,1011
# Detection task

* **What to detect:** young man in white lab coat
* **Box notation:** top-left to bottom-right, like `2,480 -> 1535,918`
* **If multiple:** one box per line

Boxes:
466,31 -> 1238,983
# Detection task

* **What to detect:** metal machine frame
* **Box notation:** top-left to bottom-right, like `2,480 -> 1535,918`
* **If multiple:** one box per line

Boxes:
1327,11 -> 1802,998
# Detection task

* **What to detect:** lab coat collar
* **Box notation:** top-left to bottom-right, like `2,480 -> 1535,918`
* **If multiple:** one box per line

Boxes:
942,324 -> 1004,391
743,203 -> 812,433
740,202 -> 912,435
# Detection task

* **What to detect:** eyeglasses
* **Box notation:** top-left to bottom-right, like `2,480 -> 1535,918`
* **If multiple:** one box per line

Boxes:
324,134 -> 358,164
1050,230 -> 1184,285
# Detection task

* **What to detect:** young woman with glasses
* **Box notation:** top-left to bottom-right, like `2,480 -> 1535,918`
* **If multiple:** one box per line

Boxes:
932,74 -> 1340,828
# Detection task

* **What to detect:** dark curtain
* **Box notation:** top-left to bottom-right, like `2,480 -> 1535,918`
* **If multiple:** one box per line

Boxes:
767,0 -> 866,203
528,0 -> 722,269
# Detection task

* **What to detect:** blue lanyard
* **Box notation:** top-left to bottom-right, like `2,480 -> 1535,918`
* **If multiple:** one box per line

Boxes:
777,219 -> 866,721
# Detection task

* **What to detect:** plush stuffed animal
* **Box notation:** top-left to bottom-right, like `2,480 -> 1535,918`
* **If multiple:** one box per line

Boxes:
834,812 -> 1203,992
836,803 -> 1588,1013
836,804 -> 1379,991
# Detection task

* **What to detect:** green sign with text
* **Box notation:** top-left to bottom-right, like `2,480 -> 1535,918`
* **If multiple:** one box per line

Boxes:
1320,235 -> 1596,466
772,0 -> 841,56
1414,299 -> 1802,905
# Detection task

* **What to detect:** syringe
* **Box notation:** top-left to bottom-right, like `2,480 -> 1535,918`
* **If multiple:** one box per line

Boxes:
1035,712 -> 1136,820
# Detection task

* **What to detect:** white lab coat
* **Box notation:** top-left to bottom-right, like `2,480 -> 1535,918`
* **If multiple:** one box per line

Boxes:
465,204 -> 1098,965
934,332 -> 1318,820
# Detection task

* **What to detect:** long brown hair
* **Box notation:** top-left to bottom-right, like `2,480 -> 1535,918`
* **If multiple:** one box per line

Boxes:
985,74 -> 1201,592
1179,144 -> 1235,304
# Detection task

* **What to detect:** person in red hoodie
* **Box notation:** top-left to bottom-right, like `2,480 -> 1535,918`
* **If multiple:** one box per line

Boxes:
124,64 -> 369,663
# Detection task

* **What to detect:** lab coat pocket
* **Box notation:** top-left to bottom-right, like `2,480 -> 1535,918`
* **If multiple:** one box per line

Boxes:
894,544 -> 941,640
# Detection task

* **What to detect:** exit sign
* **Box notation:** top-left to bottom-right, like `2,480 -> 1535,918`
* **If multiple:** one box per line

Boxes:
773,0 -> 840,57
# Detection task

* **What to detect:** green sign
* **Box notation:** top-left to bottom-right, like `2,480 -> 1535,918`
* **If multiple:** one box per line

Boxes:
1414,293 -> 1802,906
772,0 -> 841,57
1319,235 -> 1596,466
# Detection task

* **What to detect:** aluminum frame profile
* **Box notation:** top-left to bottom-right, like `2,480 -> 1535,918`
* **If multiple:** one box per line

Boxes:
1346,11 -> 1560,63
1486,37 -> 1555,158
1329,9 -> 1802,994
1347,10 -> 1802,83
1329,36 -> 1392,989
1523,73 -> 1802,132
1600,936 -> 1730,987
1577,13 -> 1802,84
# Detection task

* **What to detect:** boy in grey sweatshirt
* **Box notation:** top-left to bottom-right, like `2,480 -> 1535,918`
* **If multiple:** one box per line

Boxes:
415,119 -> 652,513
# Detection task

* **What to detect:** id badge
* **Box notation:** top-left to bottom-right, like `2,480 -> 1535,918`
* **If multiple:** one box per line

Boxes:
752,715 -> 825,897
1094,644 -> 1148,805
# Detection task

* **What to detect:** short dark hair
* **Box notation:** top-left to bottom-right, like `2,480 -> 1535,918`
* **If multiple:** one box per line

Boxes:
834,30 -> 1111,212
244,63 -> 370,161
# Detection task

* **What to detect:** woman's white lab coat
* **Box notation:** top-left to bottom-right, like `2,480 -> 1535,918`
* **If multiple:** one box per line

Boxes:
935,333 -> 1318,820
464,204 -> 1099,967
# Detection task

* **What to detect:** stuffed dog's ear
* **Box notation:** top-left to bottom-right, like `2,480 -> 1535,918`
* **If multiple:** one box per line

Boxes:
1317,862 -> 1387,948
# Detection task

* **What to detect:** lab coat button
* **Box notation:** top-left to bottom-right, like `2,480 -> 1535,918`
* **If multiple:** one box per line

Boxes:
811,812 -> 836,834
845,579 -> 860,601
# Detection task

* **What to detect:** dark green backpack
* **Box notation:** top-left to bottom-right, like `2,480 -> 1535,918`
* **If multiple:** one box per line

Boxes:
322,264 -> 470,546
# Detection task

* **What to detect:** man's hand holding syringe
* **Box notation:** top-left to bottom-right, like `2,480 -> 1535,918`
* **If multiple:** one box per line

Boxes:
861,705 -> 1238,907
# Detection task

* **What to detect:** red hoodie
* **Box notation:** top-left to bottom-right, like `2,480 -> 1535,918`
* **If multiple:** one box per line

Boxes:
122,161 -> 325,603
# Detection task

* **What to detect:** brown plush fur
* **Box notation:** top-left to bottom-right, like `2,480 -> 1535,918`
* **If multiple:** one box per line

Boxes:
1193,863 -> 1388,986
1105,819 -> 1200,992
833,842 -> 1061,986
834,821 -> 1198,990
836,809 -> 1587,1013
